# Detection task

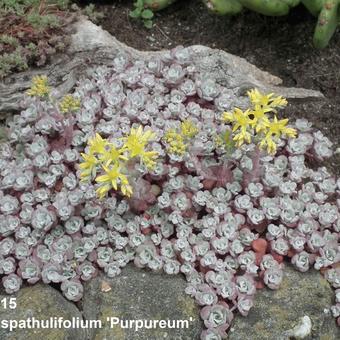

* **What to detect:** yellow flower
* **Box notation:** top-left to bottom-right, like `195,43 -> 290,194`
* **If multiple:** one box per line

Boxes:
230,108 -> 253,132
246,107 -> 267,132
96,184 -> 112,199
233,130 -> 252,147
247,89 -> 288,133
95,164 -> 132,198
79,153 -> 99,181
26,75 -> 50,97
121,182 -> 133,197
164,129 -> 186,155
124,126 -> 156,156
221,89 -> 293,154
252,111 -> 269,133
181,120 -> 198,139
222,108 -> 253,147
139,150 -> 159,170
247,88 -> 287,114
100,146 -> 128,166
263,116 -> 297,138
88,133 -> 111,155
259,116 -> 297,154
59,94 -> 81,113
222,108 -> 252,128
122,126 -> 158,170
259,135 -> 277,155
221,110 -> 234,123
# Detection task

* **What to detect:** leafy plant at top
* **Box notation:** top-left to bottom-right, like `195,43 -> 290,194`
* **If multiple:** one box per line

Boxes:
129,0 -> 155,29
26,12 -> 61,30
81,3 -> 104,24
132,0 -> 340,48
0,0 -> 74,79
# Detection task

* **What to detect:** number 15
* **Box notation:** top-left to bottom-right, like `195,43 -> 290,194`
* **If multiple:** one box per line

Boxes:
1,297 -> 17,309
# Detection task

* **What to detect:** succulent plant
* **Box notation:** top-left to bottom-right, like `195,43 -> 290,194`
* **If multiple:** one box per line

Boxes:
0,2 -> 74,79
206,0 -> 340,48
133,0 -> 340,48
0,47 -> 339,338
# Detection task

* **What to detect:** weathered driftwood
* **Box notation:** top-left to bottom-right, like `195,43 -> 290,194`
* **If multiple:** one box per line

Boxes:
0,17 -> 324,115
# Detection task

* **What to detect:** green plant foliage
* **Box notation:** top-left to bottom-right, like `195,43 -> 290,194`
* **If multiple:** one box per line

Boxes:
144,0 -> 177,11
26,13 -> 61,30
0,34 -> 19,47
0,48 -> 28,78
82,3 -> 104,23
203,0 -> 340,48
130,0 -> 155,28
133,0 -> 339,47
306,0 -> 340,48
0,0 -> 74,79
204,0 -> 243,15
0,0 -> 69,15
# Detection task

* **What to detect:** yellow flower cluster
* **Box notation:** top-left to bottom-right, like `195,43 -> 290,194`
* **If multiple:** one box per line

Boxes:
260,116 -> 297,154
222,89 -> 296,154
79,126 -> 158,199
222,108 -> 253,146
164,119 -> 198,156
59,94 -> 81,114
26,75 -> 50,97
27,76 -> 81,114
122,126 -> 159,170
181,120 -> 199,138
164,129 -> 186,155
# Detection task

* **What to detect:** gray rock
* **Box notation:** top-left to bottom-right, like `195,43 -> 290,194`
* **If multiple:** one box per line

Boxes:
228,265 -> 340,340
0,18 -> 323,113
83,264 -> 203,340
0,284 -> 87,340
